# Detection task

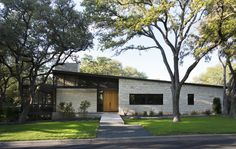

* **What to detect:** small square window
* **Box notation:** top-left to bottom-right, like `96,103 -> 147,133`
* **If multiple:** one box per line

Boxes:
188,94 -> 194,105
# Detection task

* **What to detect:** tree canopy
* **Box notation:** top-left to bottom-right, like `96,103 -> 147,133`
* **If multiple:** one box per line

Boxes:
199,0 -> 236,116
193,64 -> 235,85
80,54 -> 147,78
81,0 -> 231,121
0,0 -> 93,122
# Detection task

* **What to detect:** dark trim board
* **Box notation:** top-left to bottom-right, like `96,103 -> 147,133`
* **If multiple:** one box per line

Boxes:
52,70 -> 223,88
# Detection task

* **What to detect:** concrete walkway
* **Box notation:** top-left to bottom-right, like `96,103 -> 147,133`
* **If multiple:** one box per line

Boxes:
100,113 -> 124,125
97,113 -> 151,138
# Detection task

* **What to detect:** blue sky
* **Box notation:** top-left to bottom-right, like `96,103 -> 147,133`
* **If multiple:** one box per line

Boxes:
73,0 -> 220,82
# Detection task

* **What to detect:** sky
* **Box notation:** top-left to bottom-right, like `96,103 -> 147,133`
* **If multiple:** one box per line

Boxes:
72,0 -> 220,82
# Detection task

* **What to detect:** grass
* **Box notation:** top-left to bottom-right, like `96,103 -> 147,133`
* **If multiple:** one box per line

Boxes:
126,116 -> 236,136
0,120 -> 99,141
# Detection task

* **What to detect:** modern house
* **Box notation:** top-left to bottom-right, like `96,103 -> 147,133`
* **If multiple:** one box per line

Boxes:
49,63 -> 223,116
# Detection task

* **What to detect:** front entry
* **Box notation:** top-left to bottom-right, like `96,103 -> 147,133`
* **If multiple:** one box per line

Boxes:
103,90 -> 118,112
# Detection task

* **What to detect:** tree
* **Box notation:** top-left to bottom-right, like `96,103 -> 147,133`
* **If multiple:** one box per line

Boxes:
82,0 -> 223,122
0,0 -> 93,123
0,64 -> 10,114
193,64 -> 234,85
80,54 -> 147,78
199,0 -> 236,116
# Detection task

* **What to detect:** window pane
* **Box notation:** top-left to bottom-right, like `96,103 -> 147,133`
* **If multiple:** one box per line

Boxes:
188,94 -> 194,105
129,94 -> 163,105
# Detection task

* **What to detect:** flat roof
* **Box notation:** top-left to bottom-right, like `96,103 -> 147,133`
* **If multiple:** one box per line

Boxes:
52,70 -> 223,88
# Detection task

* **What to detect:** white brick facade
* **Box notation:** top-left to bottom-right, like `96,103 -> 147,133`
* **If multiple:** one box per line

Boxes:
56,88 -> 97,112
118,79 -> 223,115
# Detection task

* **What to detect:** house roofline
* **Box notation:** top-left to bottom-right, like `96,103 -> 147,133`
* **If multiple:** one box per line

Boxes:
52,70 -> 223,88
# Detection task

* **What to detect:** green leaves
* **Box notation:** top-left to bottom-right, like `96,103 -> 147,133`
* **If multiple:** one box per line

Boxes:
80,54 -> 147,78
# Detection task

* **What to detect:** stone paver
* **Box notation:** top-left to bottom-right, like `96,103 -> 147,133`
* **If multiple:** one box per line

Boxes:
97,113 -> 151,138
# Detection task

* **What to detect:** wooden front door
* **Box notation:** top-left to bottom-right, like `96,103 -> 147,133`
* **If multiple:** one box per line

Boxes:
103,90 -> 118,112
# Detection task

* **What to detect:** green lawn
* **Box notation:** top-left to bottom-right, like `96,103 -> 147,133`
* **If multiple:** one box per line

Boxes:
0,120 -> 99,141
126,116 -> 236,136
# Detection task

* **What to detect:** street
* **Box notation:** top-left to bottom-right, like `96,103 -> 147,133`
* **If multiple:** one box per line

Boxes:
1,135 -> 236,149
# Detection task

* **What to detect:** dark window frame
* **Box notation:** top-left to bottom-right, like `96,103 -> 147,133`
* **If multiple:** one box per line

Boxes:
188,94 -> 194,105
129,94 -> 164,105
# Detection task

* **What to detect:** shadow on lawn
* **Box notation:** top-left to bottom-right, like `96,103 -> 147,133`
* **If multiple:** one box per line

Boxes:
0,121 -> 98,136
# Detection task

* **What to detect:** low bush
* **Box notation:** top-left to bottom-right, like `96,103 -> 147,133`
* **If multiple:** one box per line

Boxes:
149,110 -> 155,117
157,111 -> 163,116
190,111 -> 198,115
58,102 -> 75,118
202,110 -> 211,116
212,97 -> 221,114
79,100 -> 91,117
143,111 -> 148,117
0,107 -> 19,122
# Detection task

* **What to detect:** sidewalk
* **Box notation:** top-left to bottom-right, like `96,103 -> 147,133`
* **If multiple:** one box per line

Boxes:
97,113 -> 151,138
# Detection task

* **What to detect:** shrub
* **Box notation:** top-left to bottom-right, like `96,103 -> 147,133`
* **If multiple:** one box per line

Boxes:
190,111 -> 198,115
0,106 -> 20,122
202,110 -> 211,116
143,111 -> 148,117
149,110 -> 155,117
58,102 -> 65,112
58,102 -> 75,117
212,97 -> 221,114
79,100 -> 91,116
157,111 -> 163,116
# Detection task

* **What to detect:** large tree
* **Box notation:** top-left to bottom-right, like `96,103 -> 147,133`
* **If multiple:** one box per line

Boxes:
82,0 -> 225,121
200,0 -> 236,116
80,54 -> 147,78
0,0 -> 93,123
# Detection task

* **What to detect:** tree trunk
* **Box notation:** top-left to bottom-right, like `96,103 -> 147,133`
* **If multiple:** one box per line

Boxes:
222,65 -> 229,115
229,75 -> 236,117
18,82 -> 33,123
227,58 -> 236,117
18,98 -> 31,123
19,81 -> 37,123
171,85 -> 181,122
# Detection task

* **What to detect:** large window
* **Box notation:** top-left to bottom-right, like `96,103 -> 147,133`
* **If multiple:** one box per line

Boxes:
129,94 -> 163,105
188,94 -> 194,105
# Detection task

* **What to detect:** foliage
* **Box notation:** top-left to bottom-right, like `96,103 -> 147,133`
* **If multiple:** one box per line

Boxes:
58,102 -> 66,112
79,100 -> 91,114
0,121 -> 99,141
80,54 -> 147,78
0,96 -> 20,122
81,0 -> 229,122
190,111 -> 198,115
0,0 -> 92,122
126,117 -> 236,136
202,110 -> 211,116
200,0 -> 236,117
58,102 -> 75,117
212,98 -> 222,114
193,64 -> 235,85
157,111 -> 163,117
143,111 -> 148,117
149,110 -> 155,117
